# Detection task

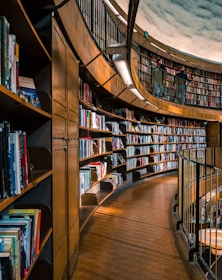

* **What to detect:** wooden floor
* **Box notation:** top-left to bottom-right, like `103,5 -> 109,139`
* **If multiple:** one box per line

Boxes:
71,173 -> 205,280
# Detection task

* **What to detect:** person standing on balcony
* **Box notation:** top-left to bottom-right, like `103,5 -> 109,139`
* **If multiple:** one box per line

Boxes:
175,65 -> 191,104
152,58 -> 167,98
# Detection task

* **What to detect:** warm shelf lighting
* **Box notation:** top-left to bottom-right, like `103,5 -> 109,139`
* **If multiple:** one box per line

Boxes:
113,59 -> 134,87
170,53 -> 186,61
103,0 -> 119,15
130,88 -> 145,100
145,100 -> 159,109
107,44 -> 147,102
104,0 -> 137,32
150,42 -> 167,53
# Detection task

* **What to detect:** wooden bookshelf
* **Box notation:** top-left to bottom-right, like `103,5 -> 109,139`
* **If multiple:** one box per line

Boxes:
51,18 -> 79,280
2,0 -> 219,279
0,1 -> 53,279
138,46 -> 222,108
79,79 -> 127,228
78,79 -> 207,220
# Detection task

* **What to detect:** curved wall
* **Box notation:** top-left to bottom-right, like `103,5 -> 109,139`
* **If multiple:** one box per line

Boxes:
55,0 -> 222,121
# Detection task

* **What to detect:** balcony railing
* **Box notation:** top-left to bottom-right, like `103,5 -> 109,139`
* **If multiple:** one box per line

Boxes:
178,148 -> 222,279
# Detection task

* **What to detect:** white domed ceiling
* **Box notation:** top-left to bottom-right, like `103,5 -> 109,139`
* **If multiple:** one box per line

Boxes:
116,0 -> 222,63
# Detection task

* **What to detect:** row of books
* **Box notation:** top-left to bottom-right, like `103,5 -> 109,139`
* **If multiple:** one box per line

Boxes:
119,108 -> 135,121
139,56 -> 222,104
103,173 -> 123,188
79,105 -> 107,130
139,47 -> 222,85
0,121 -> 29,199
167,118 -> 205,128
108,153 -> 125,167
112,137 -> 125,150
132,124 -> 206,135
106,121 -> 125,135
79,137 -> 107,159
79,79 -> 93,105
127,133 -> 206,145
80,161 -> 108,194
80,168 -> 123,198
0,208 -> 41,279
127,155 -> 179,171
0,16 -> 41,109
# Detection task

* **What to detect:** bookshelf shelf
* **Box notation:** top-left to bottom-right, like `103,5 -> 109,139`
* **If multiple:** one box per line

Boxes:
79,151 -> 113,164
0,171 -> 52,213
0,85 -> 51,119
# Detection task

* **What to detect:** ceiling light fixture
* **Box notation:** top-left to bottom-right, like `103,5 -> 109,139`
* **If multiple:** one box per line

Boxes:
107,44 -> 145,100
106,44 -> 159,108
113,59 -> 134,87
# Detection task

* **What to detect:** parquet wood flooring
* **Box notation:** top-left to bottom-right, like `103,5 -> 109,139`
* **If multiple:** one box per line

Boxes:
71,173 -> 205,280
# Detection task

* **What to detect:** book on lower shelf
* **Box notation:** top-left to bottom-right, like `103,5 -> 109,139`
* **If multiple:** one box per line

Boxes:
0,230 -> 21,280
0,121 -> 11,199
80,167 -> 97,194
0,217 -> 29,279
17,76 -> 41,109
87,161 -> 107,181
0,249 -> 14,280
103,173 -> 123,187
10,130 -> 22,195
0,208 -> 42,279
8,208 -> 41,261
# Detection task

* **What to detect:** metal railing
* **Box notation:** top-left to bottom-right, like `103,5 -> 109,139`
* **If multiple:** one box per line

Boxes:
178,148 -> 222,279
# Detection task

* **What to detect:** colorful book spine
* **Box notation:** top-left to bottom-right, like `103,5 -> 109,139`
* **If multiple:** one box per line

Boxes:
0,16 -> 10,89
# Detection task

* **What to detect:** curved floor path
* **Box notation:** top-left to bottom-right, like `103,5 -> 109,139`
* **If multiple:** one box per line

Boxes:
71,173 -> 205,280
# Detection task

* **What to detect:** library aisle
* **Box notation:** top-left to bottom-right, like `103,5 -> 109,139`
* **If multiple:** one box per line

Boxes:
72,173 -> 205,280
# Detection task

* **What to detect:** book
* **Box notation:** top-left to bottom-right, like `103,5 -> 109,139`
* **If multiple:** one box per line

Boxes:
80,168 -> 92,193
0,16 -> 10,89
0,124 -> 4,198
15,42 -> 19,93
5,215 -> 31,269
0,251 -> 13,280
0,216 -> 32,277
0,227 -> 21,280
9,131 -> 22,195
0,121 -> 11,198
17,76 -> 41,109
87,161 -> 107,181
0,238 -> 14,280
8,208 -> 41,260
8,33 -> 17,94
19,131 -> 28,188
